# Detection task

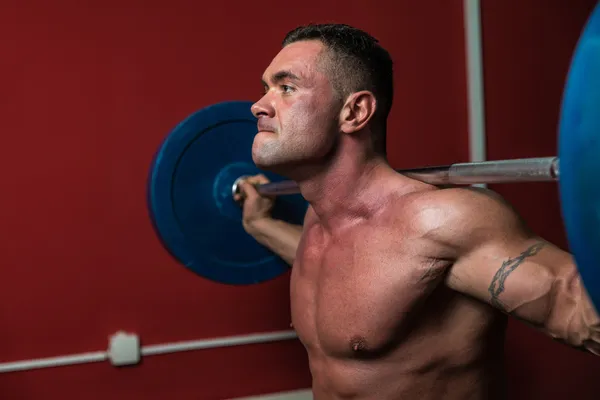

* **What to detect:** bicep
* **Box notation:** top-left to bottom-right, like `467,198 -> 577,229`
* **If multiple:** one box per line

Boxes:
447,235 -> 574,325
427,187 -> 572,323
419,187 -> 600,347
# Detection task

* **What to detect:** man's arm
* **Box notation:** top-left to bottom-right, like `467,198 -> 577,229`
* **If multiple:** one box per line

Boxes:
235,174 -> 304,266
245,217 -> 303,265
425,187 -> 600,355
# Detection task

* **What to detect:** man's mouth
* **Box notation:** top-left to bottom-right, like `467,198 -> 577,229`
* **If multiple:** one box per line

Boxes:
257,122 -> 277,133
257,128 -> 277,136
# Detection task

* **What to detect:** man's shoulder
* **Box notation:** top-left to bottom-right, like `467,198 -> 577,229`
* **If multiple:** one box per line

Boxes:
399,185 -> 528,246
403,185 -> 515,216
430,186 -> 515,210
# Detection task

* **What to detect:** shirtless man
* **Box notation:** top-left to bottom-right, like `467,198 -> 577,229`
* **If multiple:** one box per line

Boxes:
235,24 -> 600,399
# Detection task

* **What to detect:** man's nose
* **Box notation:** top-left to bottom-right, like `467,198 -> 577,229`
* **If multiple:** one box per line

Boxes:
251,96 -> 275,119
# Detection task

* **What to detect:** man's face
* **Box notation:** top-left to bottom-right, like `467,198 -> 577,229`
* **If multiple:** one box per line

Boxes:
250,40 -> 340,172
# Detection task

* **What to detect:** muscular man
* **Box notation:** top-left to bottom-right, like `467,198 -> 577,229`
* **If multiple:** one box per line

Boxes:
235,24 -> 600,399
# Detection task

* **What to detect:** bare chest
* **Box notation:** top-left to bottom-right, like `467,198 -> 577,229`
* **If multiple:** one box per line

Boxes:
290,224 -> 446,358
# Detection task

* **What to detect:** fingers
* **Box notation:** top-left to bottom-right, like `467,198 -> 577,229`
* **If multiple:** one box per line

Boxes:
246,174 -> 270,186
238,181 -> 257,201
233,174 -> 270,202
247,174 -> 270,185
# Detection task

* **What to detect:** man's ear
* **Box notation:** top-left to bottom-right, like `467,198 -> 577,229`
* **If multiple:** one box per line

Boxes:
339,91 -> 377,134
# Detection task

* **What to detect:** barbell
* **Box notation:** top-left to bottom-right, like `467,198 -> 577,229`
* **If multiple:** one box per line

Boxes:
147,3 -> 600,312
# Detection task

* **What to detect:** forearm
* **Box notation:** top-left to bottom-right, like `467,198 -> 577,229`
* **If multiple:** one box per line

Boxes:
567,287 -> 600,355
246,218 -> 303,265
545,272 -> 600,355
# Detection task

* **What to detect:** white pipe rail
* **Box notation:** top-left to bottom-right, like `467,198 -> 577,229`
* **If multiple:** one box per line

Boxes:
0,330 -> 298,374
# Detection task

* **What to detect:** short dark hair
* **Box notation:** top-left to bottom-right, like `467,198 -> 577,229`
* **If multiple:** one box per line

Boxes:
282,23 -> 394,156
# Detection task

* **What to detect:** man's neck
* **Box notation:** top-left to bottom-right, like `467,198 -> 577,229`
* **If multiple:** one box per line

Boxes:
292,143 -> 394,231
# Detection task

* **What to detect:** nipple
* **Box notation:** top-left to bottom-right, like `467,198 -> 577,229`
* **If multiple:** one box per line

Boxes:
349,336 -> 368,353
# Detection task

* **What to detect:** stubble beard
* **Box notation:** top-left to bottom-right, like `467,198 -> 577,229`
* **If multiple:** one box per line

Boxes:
252,135 -> 320,180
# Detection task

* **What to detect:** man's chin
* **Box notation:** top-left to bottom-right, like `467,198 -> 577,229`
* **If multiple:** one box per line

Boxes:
252,155 -> 292,175
252,158 -> 278,172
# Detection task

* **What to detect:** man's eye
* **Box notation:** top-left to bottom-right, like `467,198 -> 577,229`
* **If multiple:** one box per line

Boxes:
281,85 -> 294,93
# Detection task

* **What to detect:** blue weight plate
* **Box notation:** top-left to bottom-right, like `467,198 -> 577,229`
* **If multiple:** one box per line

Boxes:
558,1 -> 600,311
147,101 -> 308,285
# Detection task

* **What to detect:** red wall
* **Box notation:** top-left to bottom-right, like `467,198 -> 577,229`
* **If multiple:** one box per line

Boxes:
0,1 -> 468,399
481,0 -> 600,398
2,1 -> 599,399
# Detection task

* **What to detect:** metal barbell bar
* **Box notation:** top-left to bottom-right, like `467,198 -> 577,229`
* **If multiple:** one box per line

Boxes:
232,156 -> 560,197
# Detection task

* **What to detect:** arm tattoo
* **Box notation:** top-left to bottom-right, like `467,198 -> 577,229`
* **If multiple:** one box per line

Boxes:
488,242 -> 546,311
